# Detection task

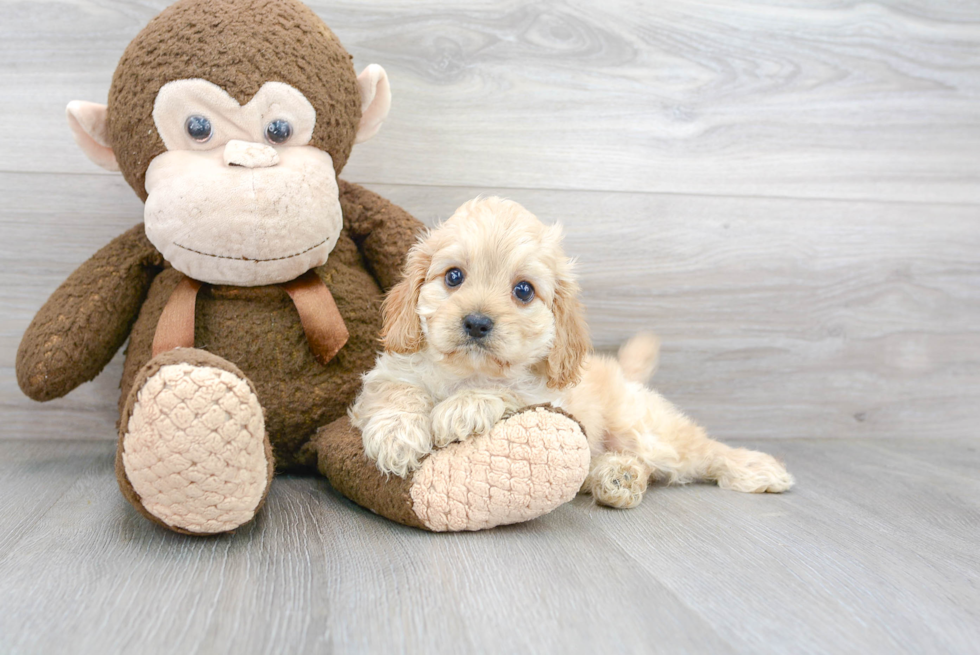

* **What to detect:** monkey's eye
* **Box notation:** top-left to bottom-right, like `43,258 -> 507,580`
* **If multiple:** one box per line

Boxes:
445,268 -> 465,288
513,281 -> 535,303
265,119 -> 292,144
185,115 -> 212,143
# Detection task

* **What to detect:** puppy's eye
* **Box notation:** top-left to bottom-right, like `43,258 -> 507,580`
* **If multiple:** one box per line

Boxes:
513,280 -> 535,303
445,268 -> 465,288
185,115 -> 212,143
265,119 -> 292,144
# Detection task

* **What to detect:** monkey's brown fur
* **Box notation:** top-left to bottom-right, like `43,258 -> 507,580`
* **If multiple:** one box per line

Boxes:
17,1 -> 419,490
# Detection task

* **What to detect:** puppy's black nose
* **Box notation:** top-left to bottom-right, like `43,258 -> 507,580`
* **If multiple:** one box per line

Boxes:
463,314 -> 494,339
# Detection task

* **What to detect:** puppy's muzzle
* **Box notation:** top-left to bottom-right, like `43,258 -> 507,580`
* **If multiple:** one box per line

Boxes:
463,313 -> 494,340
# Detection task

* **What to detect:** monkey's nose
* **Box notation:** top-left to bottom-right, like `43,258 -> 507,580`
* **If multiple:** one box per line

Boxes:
463,314 -> 494,340
223,140 -> 280,168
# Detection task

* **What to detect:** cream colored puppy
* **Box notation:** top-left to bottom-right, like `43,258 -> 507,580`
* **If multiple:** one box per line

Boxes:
350,197 -> 793,508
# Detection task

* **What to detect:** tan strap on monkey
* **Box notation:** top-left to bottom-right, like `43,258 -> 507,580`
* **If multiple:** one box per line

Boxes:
152,276 -> 202,358
152,272 -> 348,366
280,270 -> 350,366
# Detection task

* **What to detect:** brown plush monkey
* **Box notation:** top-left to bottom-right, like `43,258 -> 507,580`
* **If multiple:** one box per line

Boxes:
16,0 -> 590,535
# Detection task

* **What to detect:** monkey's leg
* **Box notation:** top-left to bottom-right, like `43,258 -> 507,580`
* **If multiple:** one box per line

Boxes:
116,349 -> 274,535
312,405 -> 590,532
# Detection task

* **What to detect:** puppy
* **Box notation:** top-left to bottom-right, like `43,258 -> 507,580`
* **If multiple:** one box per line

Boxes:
350,197 -> 794,508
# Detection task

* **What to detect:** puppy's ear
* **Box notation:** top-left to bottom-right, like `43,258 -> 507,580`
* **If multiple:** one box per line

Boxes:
547,277 -> 590,389
381,245 -> 429,354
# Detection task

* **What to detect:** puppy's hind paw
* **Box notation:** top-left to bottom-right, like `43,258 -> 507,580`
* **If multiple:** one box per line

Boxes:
716,448 -> 794,493
584,453 -> 651,509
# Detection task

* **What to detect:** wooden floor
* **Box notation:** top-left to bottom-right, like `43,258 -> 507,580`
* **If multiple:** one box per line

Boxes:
2,1 -> 979,653
0,437 -> 977,654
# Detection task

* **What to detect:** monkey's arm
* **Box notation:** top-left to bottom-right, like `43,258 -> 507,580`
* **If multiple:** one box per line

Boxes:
16,223 -> 164,401
338,180 -> 424,291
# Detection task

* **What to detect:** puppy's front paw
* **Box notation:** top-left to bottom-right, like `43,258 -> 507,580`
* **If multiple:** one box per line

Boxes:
361,411 -> 432,478
430,390 -> 513,448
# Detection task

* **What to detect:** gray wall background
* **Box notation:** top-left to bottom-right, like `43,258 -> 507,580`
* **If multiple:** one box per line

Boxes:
2,0 -> 978,441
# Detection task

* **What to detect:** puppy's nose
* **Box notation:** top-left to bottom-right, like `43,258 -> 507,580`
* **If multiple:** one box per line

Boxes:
463,314 -> 494,339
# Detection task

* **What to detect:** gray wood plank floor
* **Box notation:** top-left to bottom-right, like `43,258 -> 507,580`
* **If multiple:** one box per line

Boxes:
2,0 -> 978,442
0,438 -> 977,654
4,0 -> 980,203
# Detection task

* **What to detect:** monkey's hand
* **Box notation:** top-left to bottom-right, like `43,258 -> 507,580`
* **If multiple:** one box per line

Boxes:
16,223 -> 162,401
430,389 -> 523,449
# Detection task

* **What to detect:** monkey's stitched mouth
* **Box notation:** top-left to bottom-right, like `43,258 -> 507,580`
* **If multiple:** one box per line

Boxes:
172,237 -> 330,262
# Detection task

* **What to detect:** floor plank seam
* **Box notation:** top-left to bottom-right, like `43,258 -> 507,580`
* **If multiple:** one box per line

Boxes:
2,169 -> 978,209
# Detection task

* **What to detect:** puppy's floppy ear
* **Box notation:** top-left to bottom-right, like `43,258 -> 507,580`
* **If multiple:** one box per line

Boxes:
381,244 -> 429,354
547,276 -> 590,389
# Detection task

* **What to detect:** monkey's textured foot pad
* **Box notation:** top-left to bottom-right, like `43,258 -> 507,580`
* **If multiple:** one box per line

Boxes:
117,349 -> 273,535
410,406 -> 590,531
315,405 -> 590,532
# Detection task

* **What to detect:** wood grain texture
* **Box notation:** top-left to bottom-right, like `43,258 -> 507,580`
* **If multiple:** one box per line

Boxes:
0,438 -> 977,654
0,440 -> 109,555
1,1 -> 978,440
3,174 -> 978,440
1,0 -> 979,202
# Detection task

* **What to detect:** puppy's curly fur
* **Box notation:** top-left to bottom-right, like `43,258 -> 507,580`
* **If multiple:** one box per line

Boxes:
350,197 -> 793,506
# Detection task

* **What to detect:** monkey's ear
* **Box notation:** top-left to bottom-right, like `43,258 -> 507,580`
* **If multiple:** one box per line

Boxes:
355,64 -> 391,144
66,101 -> 119,172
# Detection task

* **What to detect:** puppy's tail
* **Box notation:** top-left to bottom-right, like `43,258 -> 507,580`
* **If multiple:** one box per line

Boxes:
618,332 -> 660,385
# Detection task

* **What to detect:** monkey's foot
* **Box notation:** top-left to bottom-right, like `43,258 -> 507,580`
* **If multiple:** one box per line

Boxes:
117,349 -> 273,535
315,405 -> 590,532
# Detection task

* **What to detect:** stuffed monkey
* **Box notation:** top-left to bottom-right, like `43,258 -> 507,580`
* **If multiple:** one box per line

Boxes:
16,0 -> 590,535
